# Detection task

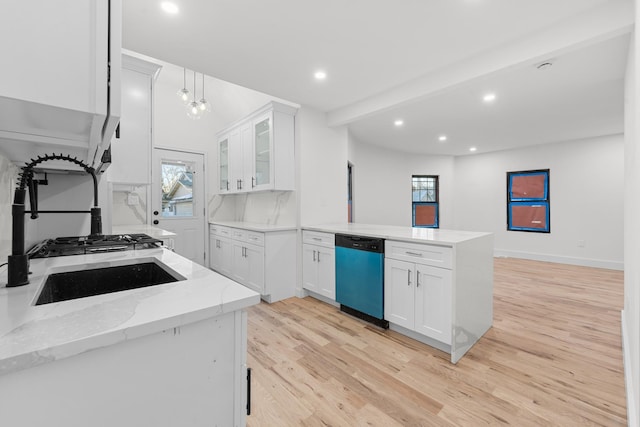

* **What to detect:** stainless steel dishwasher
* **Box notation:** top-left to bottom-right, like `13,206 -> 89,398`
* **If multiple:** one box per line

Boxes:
335,234 -> 388,328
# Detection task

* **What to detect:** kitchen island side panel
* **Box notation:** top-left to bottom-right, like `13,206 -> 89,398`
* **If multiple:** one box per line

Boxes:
264,230 -> 297,303
0,311 -> 248,427
451,234 -> 494,363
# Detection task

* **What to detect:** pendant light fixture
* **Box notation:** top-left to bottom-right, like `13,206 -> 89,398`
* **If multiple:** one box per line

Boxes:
176,68 -> 190,104
198,73 -> 211,113
186,70 -> 201,120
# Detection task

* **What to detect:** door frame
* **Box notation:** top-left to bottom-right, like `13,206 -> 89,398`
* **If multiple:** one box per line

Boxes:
152,145 -> 209,263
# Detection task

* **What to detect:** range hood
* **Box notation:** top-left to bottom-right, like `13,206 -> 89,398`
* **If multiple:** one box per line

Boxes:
0,0 -> 121,172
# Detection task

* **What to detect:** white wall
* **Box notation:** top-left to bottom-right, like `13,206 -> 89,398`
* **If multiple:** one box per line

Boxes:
454,135 -> 624,269
347,136 -> 455,227
623,2 -> 639,423
299,107 -> 349,226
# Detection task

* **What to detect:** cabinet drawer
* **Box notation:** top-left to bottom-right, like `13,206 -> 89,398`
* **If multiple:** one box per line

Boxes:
385,240 -> 452,269
230,228 -> 246,241
210,225 -> 232,238
244,231 -> 265,246
302,230 -> 335,248
225,227 -> 265,246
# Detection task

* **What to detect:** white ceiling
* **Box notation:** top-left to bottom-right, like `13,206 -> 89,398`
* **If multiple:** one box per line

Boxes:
122,0 -> 633,156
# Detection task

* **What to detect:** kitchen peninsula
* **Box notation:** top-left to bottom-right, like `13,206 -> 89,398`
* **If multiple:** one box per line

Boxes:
0,247 -> 259,426
303,223 -> 494,363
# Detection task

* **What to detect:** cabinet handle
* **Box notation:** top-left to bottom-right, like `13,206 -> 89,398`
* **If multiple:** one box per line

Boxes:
252,177 -> 256,188
216,239 -> 220,249
317,252 -> 321,262
416,271 -> 421,287
408,270 -> 412,286
226,181 -> 229,191
246,367 -> 252,416
239,179 -> 243,190
405,251 -> 422,257
312,237 -> 322,241
312,250 -> 316,262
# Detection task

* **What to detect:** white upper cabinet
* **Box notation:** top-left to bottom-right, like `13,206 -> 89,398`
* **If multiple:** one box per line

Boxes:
0,0 -> 121,171
107,54 -> 161,184
216,101 -> 297,194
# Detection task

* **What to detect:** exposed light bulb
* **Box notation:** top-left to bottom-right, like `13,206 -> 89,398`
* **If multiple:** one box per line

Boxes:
438,135 -> 447,142
314,70 -> 327,80
187,101 -> 201,120
198,74 -> 211,113
177,89 -> 189,102
394,119 -> 404,127
199,99 -> 211,112
186,70 -> 201,119
177,68 -> 190,105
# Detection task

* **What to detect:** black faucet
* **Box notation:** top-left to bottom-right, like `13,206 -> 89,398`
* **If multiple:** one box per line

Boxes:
7,153 -> 103,287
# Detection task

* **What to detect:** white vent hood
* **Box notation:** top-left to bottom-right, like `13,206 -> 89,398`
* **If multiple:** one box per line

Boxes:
0,0 -> 121,172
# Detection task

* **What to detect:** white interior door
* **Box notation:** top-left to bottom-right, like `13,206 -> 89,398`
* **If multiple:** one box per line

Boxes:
152,148 -> 206,265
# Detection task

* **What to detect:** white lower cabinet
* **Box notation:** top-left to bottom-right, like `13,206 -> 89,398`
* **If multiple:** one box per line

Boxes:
232,241 -> 265,294
209,224 -> 295,303
302,231 -> 336,300
209,234 -> 233,277
385,246 -> 453,345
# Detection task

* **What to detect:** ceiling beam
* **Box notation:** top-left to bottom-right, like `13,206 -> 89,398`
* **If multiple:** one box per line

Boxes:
326,1 -> 634,127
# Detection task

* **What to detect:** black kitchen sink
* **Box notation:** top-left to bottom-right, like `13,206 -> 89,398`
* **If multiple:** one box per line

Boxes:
35,262 -> 182,305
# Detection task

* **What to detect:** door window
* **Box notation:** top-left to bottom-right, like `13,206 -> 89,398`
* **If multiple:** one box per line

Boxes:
161,160 -> 195,218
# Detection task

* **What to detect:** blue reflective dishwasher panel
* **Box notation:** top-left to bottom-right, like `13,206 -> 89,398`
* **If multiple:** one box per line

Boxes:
335,245 -> 384,319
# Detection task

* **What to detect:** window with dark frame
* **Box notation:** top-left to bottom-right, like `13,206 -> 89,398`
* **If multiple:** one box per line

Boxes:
506,169 -> 550,233
412,175 -> 439,228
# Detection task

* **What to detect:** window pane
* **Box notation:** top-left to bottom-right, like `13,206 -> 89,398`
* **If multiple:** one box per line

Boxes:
412,176 -> 436,202
413,203 -> 438,228
161,161 -> 194,217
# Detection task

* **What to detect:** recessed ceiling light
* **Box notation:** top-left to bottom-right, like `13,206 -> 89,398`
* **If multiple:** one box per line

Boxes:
161,1 -> 179,14
438,135 -> 447,142
394,119 -> 404,126
482,93 -> 496,103
314,71 -> 327,80
469,147 -> 477,152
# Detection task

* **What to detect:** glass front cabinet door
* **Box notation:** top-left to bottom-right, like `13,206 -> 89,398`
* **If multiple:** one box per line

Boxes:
252,112 -> 273,191
218,136 -> 229,193
215,101 -> 296,195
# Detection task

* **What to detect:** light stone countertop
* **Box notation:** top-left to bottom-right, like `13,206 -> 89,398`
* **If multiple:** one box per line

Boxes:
112,224 -> 177,239
210,221 -> 297,233
303,223 -> 492,246
0,248 -> 260,377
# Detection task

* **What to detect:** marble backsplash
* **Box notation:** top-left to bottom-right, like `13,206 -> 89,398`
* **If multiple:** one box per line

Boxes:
111,185 -> 148,226
208,191 -> 297,226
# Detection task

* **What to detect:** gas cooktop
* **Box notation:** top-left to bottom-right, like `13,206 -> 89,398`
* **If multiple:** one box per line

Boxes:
27,234 -> 163,259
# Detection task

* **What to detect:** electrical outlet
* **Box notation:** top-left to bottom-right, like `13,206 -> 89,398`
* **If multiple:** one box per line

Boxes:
578,240 -> 586,248
127,194 -> 139,206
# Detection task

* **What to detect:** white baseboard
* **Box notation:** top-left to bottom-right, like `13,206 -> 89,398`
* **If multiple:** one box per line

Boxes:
494,249 -> 623,271
621,310 -> 638,427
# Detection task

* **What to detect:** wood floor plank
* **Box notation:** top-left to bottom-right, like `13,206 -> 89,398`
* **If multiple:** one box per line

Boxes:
246,258 -> 627,426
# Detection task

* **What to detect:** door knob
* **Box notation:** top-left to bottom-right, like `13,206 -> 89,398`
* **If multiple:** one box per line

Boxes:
153,219 -> 159,225
153,210 -> 159,216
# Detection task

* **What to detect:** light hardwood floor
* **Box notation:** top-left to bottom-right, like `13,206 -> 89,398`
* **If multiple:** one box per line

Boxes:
246,258 -> 626,426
